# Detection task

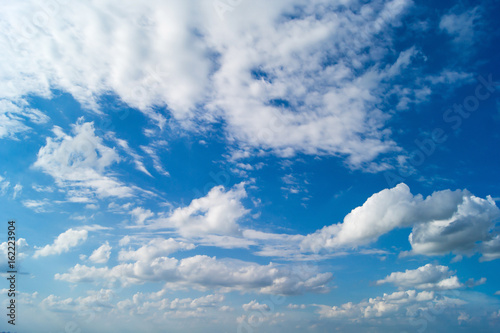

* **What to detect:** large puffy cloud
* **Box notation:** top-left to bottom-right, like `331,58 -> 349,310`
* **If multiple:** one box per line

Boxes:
0,0 -> 452,168
55,252 -> 332,295
300,183 -> 500,257
148,183 -> 249,237
34,118 -> 133,199
375,264 -> 463,290
33,228 -> 88,258
409,194 -> 500,256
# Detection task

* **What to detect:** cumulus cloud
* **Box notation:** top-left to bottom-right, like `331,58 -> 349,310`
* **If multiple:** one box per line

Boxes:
55,254 -> 332,295
300,183 -> 499,258
88,242 -> 112,264
34,118 -> 133,199
33,228 -> 88,258
149,183 -> 249,237
376,264 -> 463,290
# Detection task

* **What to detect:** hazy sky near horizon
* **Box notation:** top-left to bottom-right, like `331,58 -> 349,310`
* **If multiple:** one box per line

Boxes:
1,0 -> 500,332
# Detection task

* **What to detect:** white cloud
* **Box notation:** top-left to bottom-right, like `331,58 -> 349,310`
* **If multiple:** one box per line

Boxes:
22,199 -> 51,213
409,195 -> 500,256
376,264 -> 463,290
115,292 -> 225,318
439,7 -> 480,45
88,242 -> 112,264
85,203 -> 99,210
118,238 -> 194,262
465,277 -> 486,288
149,183 -> 249,237
33,228 -> 88,258
112,136 -> 152,177
0,238 -> 29,262
315,289 -> 465,320
0,100 -> 49,139
196,234 -> 257,249
130,207 -> 154,225
55,254 -> 332,295
32,184 -> 54,192
140,142 -> 170,177
41,289 -> 115,312
237,312 -> 285,326
479,235 -> 500,262
34,118 -> 134,199
242,300 -> 270,312
458,311 -> 470,324
0,175 -> 10,195
0,289 -> 38,305
12,183 -> 22,199
0,0 -> 444,169
300,183 -> 500,257
119,236 -> 132,247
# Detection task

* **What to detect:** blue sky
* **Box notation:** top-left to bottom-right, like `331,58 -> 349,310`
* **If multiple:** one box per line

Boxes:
1,0 -> 500,332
